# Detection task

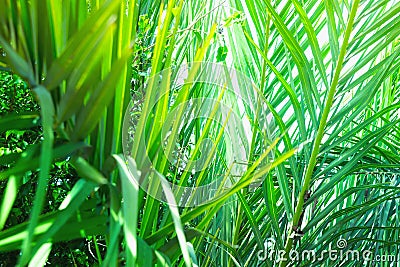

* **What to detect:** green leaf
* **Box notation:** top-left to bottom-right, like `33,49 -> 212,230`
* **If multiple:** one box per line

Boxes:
20,86 -> 55,265
216,45 -> 228,62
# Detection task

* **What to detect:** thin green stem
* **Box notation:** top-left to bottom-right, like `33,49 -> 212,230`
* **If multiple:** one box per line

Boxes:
280,0 -> 360,265
93,236 -> 103,265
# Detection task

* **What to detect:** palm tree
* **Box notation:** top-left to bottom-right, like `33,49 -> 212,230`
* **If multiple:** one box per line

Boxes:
0,0 -> 399,266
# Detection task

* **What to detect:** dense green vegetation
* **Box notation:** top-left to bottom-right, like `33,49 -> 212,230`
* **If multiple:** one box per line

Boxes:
0,71 -> 99,265
0,0 -> 399,266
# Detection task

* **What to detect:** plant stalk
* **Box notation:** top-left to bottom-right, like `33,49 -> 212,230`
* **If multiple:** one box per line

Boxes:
279,0 -> 360,265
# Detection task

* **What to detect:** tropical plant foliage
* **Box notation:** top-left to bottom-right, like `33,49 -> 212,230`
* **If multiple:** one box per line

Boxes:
0,0 -> 399,266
